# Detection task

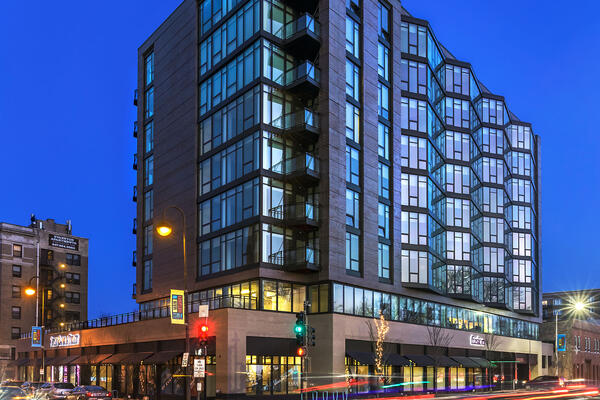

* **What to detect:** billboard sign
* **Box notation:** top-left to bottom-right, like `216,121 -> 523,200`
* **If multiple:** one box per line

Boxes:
170,289 -> 185,325
32,326 -> 42,347
557,334 -> 566,351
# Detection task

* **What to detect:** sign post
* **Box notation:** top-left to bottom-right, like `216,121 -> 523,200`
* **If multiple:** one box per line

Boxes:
170,289 -> 185,325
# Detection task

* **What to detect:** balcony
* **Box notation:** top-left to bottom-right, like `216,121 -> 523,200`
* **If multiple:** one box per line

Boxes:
133,121 -> 138,138
283,108 -> 319,144
133,154 -> 138,170
284,247 -> 319,273
132,218 -> 137,235
284,61 -> 320,100
281,0 -> 318,13
132,251 -> 137,267
284,153 -> 319,186
285,202 -> 318,230
133,185 -> 137,202
133,89 -> 138,106
283,14 -> 320,60
132,283 -> 136,299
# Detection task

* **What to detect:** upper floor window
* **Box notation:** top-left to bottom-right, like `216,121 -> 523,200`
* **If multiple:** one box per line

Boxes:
378,82 -> 389,119
378,43 -> 389,81
345,232 -> 360,272
346,189 -> 360,229
400,60 -> 427,96
443,64 -> 470,96
143,260 -> 153,291
145,155 -> 154,186
145,51 -> 154,87
65,272 -> 81,285
145,121 -> 154,153
65,291 -> 81,304
66,253 -> 81,266
378,163 -> 390,199
400,23 -> 426,58
346,103 -> 360,143
378,123 -> 389,160
144,190 -> 154,222
346,146 -> 360,186
12,265 -> 21,278
345,17 -> 360,59
145,87 -> 154,119
11,306 -> 21,320
346,60 -> 360,102
12,286 -> 21,298
377,3 -> 390,40
12,244 -> 22,258
11,327 -> 20,340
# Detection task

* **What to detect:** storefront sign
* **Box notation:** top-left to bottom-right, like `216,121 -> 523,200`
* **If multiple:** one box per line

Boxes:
198,304 -> 209,318
193,359 -> 205,378
170,289 -> 185,325
49,234 -> 79,251
182,352 -> 189,368
557,334 -> 566,351
469,334 -> 486,347
32,326 -> 42,347
49,333 -> 80,348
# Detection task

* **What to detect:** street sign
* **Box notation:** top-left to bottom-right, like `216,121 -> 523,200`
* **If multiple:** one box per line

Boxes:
198,305 -> 209,318
182,352 -> 189,367
196,382 -> 202,392
557,334 -> 566,351
40,369 -> 44,376
193,358 -> 205,378
170,289 -> 185,325
32,327 -> 42,348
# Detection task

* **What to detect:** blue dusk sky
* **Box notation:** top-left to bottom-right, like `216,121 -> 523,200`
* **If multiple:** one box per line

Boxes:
0,0 -> 597,318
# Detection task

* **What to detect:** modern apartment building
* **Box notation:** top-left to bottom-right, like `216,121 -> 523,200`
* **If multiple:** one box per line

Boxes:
14,0 -> 542,397
0,217 -> 88,379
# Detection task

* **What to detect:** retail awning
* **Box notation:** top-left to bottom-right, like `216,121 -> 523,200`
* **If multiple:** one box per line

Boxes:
102,352 -> 152,365
143,351 -> 181,364
404,354 -> 434,367
451,356 -> 480,368
346,351 -> 375,365
15,358 -> 30,366
428,355 -> 460,367
386,354 -> 410,366
471,357 -> 492,368
88,354 -> 113,364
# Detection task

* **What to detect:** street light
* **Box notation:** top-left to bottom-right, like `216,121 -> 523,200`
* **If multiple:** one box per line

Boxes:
25,287 -> 36,296
156,206 -> 190,400
555,300 -> 591,375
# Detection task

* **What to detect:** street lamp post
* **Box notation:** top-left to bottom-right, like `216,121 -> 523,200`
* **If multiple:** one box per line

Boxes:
156,206 -> 190,400
25,276 -> 45,380
555,301 -> 589,377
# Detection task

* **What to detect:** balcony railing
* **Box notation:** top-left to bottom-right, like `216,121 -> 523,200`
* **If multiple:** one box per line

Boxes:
284,61 -> 320,87
133,89 -> 138,106
284,153 -> 319,184
283,14 -> 321,60
285,202 -> 317,221
284,108 -> 318,131
284,14 -> 320,40
132,218 -> 137,235
285,247 -> 319,272
133,154 -> 138,170
132,185 -> 137,202
132,283 -> 136,299
133,121 -> 138,138
132,251 -> 137,267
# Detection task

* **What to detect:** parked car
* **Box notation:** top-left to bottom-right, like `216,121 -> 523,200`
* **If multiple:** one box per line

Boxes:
0,383 -> 24,388
525,375 -> 564,390
20,383 -> 44,396
65,386 -> 111,400
38,383 -> 74,400
0,386 -> 29,399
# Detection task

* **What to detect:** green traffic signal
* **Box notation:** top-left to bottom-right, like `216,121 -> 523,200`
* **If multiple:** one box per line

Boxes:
294,323 -> 305,334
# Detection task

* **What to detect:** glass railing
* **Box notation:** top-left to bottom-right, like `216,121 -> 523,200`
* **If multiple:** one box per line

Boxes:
285,202 -> 318,221
285,153 -> 319,176
283,108 -> 318,130
284,14 -> 320,40
132,283 -> 136,297
284,61 -> 320,86
286,247 -> 319,266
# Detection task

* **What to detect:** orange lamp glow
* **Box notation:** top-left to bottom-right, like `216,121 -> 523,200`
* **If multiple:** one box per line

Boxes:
156,224 -> 173,237
25,287 -> 36,296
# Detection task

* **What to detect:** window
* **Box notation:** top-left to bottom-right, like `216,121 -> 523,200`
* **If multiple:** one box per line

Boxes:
65,272 -> 81,285
378,123 -> 389,160
441,131 -> 470,162
378,243 -> 390,279
346,146 -> 360,185
483,217 -> 504,244
479,98 -> 505,125
446,198 -> 470,228
11,306 -> 21,320
11,327 -> 20,340
66,253 -> 81,266
346,60 -> 360,101
145,51 -> 154,86
443,64 -> 469,96
401,174 -> 427,208
377,43 -> 389,81
445,164 -> 470,195
200,225 -> 260,275
512,259 -> 532,283
346,189 -> 360,229
345,17 -> 360,58
401,212 -> 427,245
145,87 -> 154,119
401,250 -> 428,284
144,155 -> 154,186
143,260 -> 153,291
144,190 -> 154,222
447,265 -> 471,295
12,286 -> 20,298
400,23 -> 427,57
401,135 -> 427,170
261,280 -> 306,313
12,244 -> 22,258
378,82 -> 389,119
345,232 -> 360,272
144,225 -> 153,256
378,203 -> 390,238
443,98 -> 470,129
12,265 -> 21,278
377,3 -> 389,39
345,103 -> 360,143
144,121 -> 154,153
65,292 -> 80,304
400,60 -> 427,95
400,97 -> 427,132
378,163 -> 389,199
447,231 -> 470,261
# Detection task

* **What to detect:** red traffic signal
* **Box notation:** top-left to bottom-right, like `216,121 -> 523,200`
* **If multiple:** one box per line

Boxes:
296,347 -> 306,357
200,324 -> 209,333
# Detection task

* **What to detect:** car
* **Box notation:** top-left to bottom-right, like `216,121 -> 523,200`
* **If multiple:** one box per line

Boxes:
20,383 -> 43,397
0,383 -> 24,389
38,383 -> 74,400
525,375 -> 564,390
65,386 -> 111,400
0,386 -> 29,399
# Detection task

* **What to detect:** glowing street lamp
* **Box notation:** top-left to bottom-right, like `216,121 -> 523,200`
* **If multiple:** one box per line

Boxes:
156,222 -> 173,237
25,287 -> 36,296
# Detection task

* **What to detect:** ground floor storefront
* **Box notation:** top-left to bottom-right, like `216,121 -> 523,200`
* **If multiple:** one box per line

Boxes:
15,308 -> 547,399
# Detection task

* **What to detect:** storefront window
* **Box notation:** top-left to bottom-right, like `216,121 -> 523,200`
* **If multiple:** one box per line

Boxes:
246,355 -> 301,395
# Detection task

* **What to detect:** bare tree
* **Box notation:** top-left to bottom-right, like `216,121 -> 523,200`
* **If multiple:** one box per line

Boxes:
427,325 -> 454,391
484,333 -> 503,390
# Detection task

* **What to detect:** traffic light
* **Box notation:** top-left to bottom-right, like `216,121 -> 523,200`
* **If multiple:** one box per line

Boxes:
198,322 -> 209,347
308,327 -> 316,347
296,346 -> 306,357
294,312 -> 306,346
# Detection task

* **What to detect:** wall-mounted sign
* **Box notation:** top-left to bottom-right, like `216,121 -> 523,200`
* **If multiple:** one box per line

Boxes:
170,289 -> 185,325
32,327 -> 42,347
193,358 -> 205,378
49,234 -> 79,251
469,334 -> 486,347
557,334 -> 566,351
49,333 -> 80,348
198,304 -> 209,318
